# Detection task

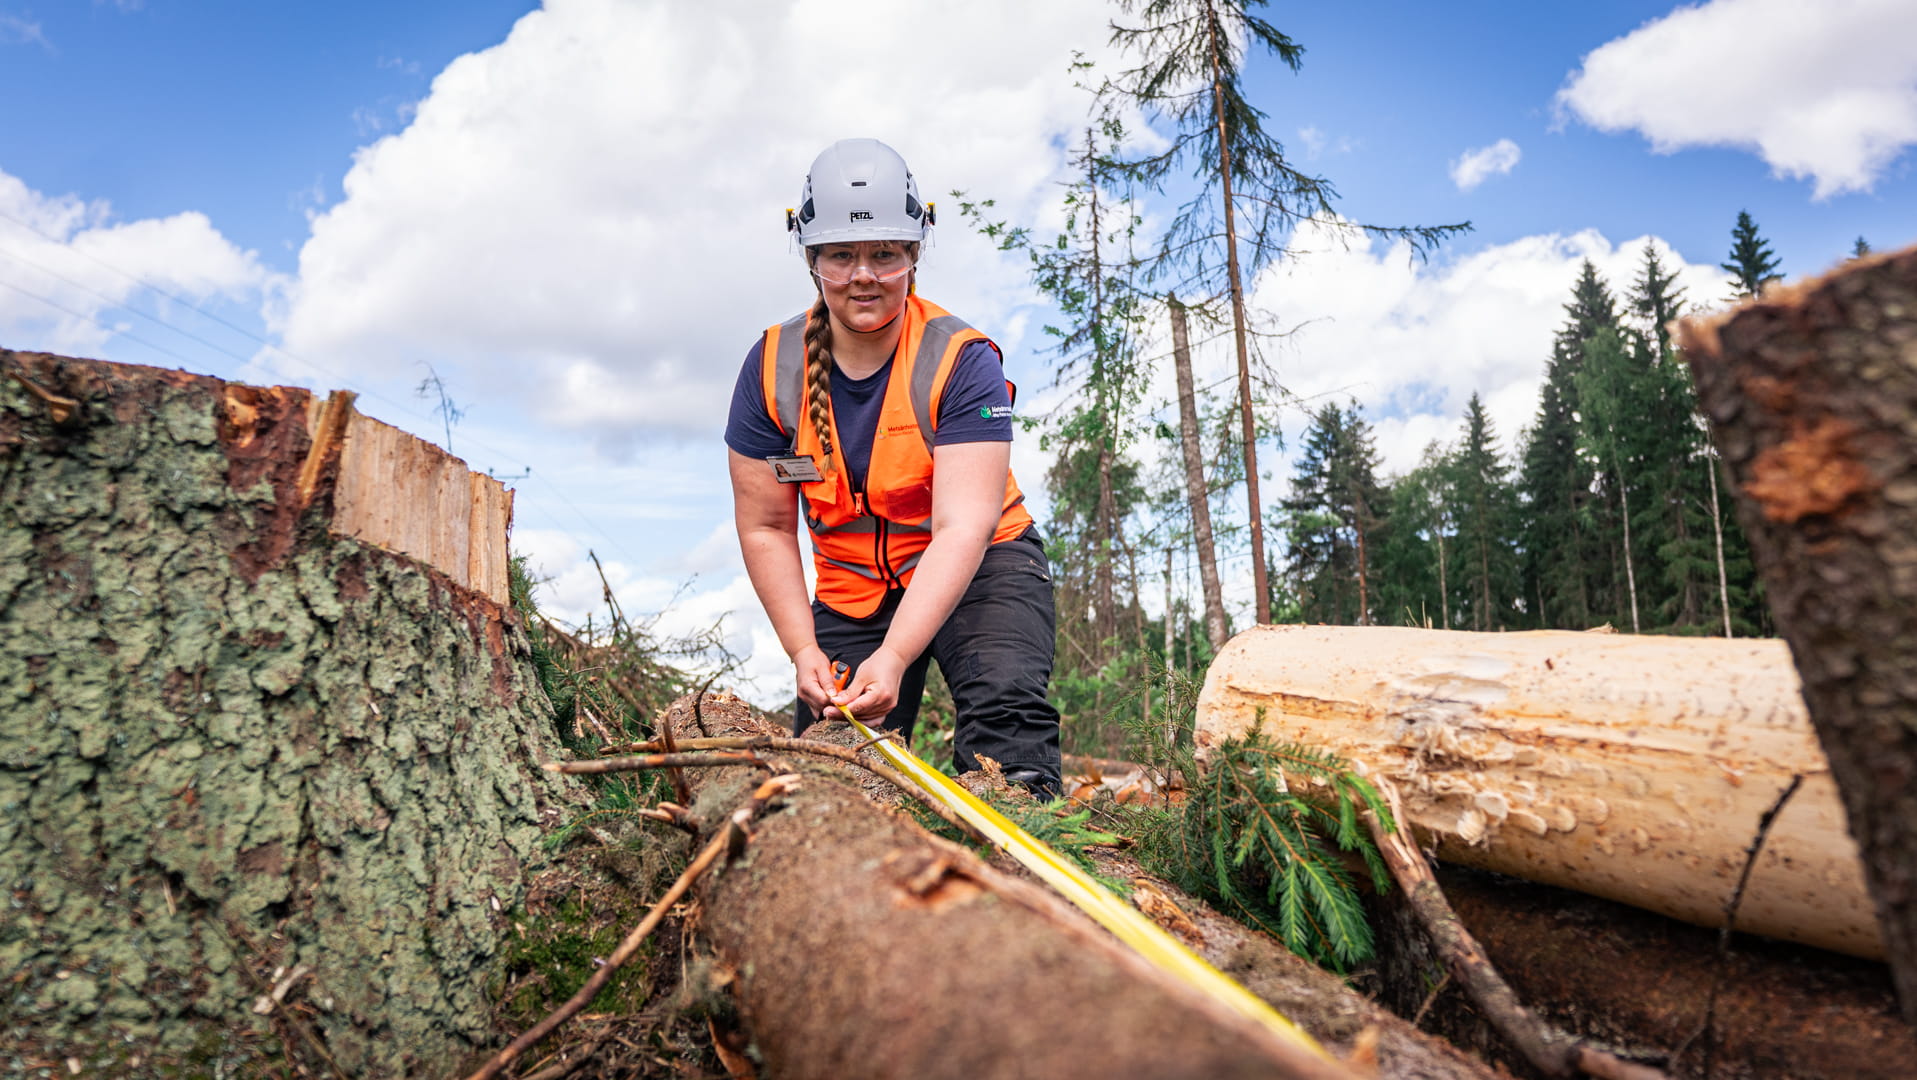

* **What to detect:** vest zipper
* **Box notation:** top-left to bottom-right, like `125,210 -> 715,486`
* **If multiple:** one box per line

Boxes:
851,480 -> 897,590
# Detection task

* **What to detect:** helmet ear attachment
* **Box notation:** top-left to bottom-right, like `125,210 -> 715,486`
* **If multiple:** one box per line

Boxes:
925,201 -> 936,228
786,208 -> 797,233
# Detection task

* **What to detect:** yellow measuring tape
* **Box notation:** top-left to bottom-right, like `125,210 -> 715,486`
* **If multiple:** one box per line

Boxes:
833,702 -> 1336,1064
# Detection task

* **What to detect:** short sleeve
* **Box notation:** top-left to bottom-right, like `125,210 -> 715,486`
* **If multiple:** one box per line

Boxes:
932,340 -> 1014,445
723,337 -> 794,460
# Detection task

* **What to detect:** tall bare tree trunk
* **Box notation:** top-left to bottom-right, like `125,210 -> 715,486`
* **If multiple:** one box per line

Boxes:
1169,293 -> 1229,650
1206,7 -> 1270,626
1679,244 -> 1917,1022
1707,448 -> 1733,637
1088,141 -> 1118,656
1616,468 -> 1642,632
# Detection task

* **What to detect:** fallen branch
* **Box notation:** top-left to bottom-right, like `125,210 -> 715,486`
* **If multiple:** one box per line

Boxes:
466,775 -> 798,1080
1365,781 -> 1668,1080
547,751 -> 766,774
583,733 -> 991,845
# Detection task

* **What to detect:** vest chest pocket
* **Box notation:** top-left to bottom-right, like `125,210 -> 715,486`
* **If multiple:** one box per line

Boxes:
881,474 -> 933,522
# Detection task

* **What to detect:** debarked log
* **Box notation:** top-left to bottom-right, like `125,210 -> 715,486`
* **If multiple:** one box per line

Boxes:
653,694 -> 1502,1080
1196,624 -> 1881,960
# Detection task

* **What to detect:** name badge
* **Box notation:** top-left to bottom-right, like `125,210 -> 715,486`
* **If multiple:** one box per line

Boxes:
766,454 -> 823,483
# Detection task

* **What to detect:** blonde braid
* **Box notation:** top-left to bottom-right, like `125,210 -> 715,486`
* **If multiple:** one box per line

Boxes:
802,292 -> 835,473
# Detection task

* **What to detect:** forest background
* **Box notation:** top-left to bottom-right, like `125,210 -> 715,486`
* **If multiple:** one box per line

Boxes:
0,0 -> 1912,749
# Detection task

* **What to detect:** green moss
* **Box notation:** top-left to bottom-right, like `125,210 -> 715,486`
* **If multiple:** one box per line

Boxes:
491,896 -> 655,1028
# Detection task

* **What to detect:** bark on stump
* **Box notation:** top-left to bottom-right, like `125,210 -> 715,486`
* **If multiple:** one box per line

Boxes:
1677,244 -> 1917,1022
0,351 -> 578,1074
653,694 -> 1500,1080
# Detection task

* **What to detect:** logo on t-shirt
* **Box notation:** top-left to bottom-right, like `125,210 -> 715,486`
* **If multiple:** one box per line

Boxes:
979,405 -> 1013,420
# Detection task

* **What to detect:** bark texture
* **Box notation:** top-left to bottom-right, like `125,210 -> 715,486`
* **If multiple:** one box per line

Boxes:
0,351 -> 577,1074
1677,245 -> 1917,1020
1196,625 -> 1878,958
657,695 -> 1500,1080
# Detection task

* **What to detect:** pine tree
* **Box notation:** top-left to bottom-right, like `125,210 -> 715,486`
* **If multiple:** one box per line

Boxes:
1447,394 -> 1520,632
1722,210 -> 1783,299
1852,236 -> 1872,259
1104,0 -> 1468,625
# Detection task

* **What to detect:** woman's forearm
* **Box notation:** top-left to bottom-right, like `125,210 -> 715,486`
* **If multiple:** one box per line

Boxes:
738,525 -> 820,660
877,522 -> 994,663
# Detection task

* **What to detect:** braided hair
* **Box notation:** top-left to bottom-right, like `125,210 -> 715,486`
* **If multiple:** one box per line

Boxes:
802,291 -> 835,472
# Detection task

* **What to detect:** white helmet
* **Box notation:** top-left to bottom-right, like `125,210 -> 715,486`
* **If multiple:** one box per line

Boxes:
787,139 -> 933,247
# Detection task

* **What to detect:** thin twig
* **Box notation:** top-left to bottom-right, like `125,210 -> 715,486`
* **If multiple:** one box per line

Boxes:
1364,782 -> 1668,1080
1673,773 -> 1804,1077
589,734 -> 990,845
547,752 -> 767,774
215,921 -> 349,1080
575,700 -> 621,751
466,777 -> 796,1080
655,689 -> 695,808
1410,970 -> 1450,1029
688,674 -> 724,737
514,1028 -> 613,1080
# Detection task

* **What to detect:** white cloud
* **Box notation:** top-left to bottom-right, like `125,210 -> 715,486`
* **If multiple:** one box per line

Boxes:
274,0 -> 1123,451
0,168 -> 268,356
1558,0 -> 1917,199
1449,138 -> 1522,191
1240,221 -> 1735,478
0,14 -> 51,51
1297,125 -> 1355,161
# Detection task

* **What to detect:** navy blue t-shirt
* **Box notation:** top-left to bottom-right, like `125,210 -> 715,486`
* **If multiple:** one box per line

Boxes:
724,336 -> 1014,491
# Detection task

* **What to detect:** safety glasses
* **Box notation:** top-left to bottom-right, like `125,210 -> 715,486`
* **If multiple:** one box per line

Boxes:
809,243 -> 916,286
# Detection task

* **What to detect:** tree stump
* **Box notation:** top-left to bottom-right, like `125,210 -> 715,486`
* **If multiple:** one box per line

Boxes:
1677,244 -> 1917,1022
0,351 -> 578,1074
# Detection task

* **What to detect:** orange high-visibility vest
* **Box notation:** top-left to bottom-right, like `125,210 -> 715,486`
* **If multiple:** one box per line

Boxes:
760,295 -> 1033,619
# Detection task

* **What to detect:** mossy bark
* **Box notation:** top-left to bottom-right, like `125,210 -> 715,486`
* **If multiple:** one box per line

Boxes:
1677,245 -> 1917,1022
0,351 -> 579,1075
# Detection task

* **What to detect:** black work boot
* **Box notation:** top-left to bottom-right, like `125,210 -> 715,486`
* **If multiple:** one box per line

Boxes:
1002,766 -> 1061,802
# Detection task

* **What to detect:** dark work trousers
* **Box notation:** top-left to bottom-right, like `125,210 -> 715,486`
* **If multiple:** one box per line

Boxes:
795,529 -> 1062,792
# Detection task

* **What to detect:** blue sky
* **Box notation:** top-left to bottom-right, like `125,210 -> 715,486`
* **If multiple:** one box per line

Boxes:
3,0 -> 1912,699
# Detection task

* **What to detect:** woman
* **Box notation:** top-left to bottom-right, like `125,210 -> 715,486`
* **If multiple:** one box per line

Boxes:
724,138 -> 1061,798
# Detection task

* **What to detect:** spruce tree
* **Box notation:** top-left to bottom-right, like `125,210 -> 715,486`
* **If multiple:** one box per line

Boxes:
1722,210 -> 1783,299
1281,403 -> 1386,625
1518,260 -> 1617,629
1853,236 -> 1872,259
1447,394 -> 1520,632
1373,445 -> 1453,628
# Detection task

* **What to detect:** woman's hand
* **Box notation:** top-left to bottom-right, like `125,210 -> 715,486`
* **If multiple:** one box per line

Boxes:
835,645 -> 907,722
791,643 -> 836,713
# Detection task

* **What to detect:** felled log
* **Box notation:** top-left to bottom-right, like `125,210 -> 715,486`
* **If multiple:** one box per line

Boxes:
1196,625 -> 1880,960
655,694 -> 1502,1080
1677,243 -> 1917,1021
0,351 -> 576,1074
